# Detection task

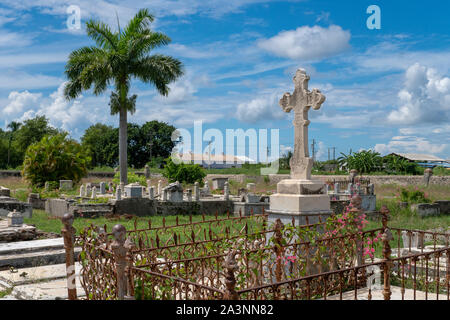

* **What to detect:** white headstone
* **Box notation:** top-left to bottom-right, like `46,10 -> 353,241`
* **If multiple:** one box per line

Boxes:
224,182 -> 229,201
194,182 -> 200,201
91,186 -> 97,199
80,185 -> 86,197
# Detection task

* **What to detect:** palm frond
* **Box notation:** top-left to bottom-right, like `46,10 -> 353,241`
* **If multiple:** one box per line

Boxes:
131,54 -> 184,96
86,20 -> 119,50
121,8 -> 154,39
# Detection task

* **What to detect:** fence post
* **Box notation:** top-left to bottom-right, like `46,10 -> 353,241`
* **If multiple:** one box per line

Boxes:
274,218 -> 284,283
124,236 -> 136,300
111,224 -> 128,300
223,250 -> 239,300
62,213 -> 77,300
380,206 -> 393,300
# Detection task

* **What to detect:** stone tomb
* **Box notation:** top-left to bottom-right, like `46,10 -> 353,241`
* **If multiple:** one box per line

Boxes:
269,69 -> 331,225
211,177 -> 228,190
162,182 -> 184,202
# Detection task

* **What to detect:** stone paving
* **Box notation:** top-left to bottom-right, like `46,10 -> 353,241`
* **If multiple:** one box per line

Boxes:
324,286 -> 448,300
0,262 -> 84,300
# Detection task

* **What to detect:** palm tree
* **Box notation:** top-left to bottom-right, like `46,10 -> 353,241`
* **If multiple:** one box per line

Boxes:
64,9 -> 183,184
7,121 -> 21,168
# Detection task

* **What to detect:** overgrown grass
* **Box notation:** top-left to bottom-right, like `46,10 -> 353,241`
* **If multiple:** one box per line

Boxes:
366,198 -> 450,231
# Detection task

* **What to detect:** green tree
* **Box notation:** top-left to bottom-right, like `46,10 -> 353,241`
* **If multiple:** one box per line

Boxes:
81,123 -> 116,168
81,120 -> 177,168
64,8 -> 184,184
12,116 -> 62,168
163,157 -> 206,184
337,150 -> 382,174
22,133 -> 91,186
7,121 -> 21,168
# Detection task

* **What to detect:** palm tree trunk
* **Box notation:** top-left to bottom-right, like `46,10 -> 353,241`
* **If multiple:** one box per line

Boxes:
119,107 -> 128,184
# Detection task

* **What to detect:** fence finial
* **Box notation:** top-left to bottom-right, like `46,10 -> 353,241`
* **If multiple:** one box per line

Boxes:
62,213 -> 77,300
223,250 -> 239,300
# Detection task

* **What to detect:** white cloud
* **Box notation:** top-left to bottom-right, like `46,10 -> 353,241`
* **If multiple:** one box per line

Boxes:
374,135 -> 447,156
387,63 -> 450,125
235,93 -> 286,123
258,25 -> 351,61
3,90 -> 41,116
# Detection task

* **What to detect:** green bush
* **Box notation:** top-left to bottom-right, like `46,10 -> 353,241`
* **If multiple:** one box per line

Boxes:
398,187 -> 431,204
112,172 -> 147,186
22,133 -> 90,186
163,157 -> 206,184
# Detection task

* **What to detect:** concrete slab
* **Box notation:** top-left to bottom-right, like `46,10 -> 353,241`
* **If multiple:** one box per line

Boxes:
324,286 -> 448,300
12,277 -> 85,300
0,262 -> 82,286
0,262 -> 85,300
0,237 -> 63,255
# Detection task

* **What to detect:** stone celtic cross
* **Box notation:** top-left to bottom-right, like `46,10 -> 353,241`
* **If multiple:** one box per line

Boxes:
279,69 -> 325,180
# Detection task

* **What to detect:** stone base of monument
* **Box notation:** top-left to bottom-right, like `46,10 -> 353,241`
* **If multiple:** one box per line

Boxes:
268,179 -> 332,226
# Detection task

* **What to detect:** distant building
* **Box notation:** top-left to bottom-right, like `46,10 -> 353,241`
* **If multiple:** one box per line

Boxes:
388,153 -> 450,168
175,152 -> 256,169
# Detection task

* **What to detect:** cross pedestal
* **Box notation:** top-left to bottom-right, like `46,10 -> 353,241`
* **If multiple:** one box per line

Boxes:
268,69 -> 332,226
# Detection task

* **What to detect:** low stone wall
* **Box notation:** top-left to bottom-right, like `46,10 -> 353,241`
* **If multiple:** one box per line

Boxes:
113,198 -> 234,216
268,174 -> 450,186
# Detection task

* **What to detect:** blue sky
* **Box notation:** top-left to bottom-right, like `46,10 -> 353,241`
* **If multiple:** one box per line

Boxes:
0,0 -> 449,161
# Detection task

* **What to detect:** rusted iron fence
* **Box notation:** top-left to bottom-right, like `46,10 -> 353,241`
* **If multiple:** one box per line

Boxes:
62,208 -> 450,300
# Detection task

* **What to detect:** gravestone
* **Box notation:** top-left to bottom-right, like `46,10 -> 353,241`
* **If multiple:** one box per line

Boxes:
79,185 -> 85,197
158,180 -> 162,196
163,182 -> 183,202
224,182 -> 229,201
7,209 -> 23,227
269,69 -> 331,225
144,165 -> 150,179
194,182 -> 200,201
212,177 -> 228,190
116,186 -> 122,200
124,183 -> 143,198
86,183 -> 92,197
99,182 -> 106,195
91,186 -> 97,199
59,180 -> 73,191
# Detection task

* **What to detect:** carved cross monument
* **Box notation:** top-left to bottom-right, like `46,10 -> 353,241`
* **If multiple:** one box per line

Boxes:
280,69 -> 325,180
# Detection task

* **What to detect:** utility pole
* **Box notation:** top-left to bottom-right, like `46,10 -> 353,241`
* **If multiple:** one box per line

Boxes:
311,139 -> 317,163
332,147 -> 336,161
206,139 -> 212,170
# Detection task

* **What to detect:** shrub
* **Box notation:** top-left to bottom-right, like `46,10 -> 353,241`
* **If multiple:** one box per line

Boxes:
113,172 -> 147,186
398,187 -> 431,204
163,157 -> 206,184
22,133 -> 90,186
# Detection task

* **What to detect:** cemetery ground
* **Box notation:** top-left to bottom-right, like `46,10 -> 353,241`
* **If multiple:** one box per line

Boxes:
1,174 -> 449,300
0,176 -> 449,236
